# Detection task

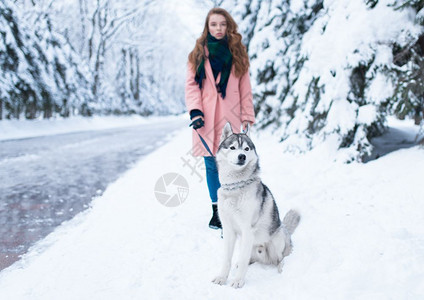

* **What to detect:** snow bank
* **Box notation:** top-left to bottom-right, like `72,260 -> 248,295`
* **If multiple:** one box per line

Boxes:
0,120 -> 423,299
0,114 -> 186,141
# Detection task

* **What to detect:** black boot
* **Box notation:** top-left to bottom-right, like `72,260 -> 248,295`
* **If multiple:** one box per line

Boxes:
209,204 -> 222,230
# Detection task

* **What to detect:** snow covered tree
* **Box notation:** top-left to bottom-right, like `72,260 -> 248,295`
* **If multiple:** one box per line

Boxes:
227,0 -> 424,162
388,1 -> 424,126
390,35 -> 424,125
48,0 -> 188,116
0,0 -> 92,120
1,0 -> 190,120
115,47 -> 142,114
221,0 -> 261,51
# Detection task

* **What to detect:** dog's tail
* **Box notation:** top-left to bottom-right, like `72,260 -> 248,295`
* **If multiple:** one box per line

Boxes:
283,209 -> 300,236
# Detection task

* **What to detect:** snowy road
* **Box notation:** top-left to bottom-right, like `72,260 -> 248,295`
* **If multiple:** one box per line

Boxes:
0,118 -> 186,270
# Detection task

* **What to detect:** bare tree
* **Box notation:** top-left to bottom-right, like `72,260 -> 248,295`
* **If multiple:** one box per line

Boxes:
81,0 -> 154,98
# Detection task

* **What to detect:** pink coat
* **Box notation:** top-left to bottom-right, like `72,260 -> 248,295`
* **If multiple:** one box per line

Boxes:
185,54 -> 255,157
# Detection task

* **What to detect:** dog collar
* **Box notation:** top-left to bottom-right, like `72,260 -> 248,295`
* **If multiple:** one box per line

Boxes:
220,177 -> 259,191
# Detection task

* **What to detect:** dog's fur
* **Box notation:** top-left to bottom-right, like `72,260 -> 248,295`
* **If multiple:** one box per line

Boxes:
212,123 -> 300,288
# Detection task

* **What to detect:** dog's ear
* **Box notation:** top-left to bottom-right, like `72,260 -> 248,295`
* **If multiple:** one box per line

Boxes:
220,122 -> 233,143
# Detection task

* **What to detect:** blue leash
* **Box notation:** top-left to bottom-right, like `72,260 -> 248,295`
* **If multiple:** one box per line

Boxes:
195,129 -> 215,157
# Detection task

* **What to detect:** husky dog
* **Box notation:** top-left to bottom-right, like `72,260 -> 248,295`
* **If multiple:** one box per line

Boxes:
212,123 -> 300,289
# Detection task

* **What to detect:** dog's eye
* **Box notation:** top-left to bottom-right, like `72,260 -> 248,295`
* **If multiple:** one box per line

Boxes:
245,147 -> 250,151
230,146 -> 236,150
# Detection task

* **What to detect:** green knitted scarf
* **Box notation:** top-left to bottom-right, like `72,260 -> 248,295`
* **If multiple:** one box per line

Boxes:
195,33 -> 233,99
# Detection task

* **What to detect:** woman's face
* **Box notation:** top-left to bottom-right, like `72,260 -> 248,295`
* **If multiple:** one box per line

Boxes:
208,14 -> 227,40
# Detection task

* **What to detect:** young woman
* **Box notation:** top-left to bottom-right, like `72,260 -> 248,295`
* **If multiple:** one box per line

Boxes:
185,7 -> 255,229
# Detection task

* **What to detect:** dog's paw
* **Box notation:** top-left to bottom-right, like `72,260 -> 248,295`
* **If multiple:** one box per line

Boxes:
230,278 -> 245,289
278,260 -> 284,273
212,276 -> 227,285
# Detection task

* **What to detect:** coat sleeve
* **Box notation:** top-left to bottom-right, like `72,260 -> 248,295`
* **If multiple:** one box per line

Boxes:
185,63 -> 204,114
239,70 -> 255,124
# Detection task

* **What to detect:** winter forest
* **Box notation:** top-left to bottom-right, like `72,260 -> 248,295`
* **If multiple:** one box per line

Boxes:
1,0 -> 423,161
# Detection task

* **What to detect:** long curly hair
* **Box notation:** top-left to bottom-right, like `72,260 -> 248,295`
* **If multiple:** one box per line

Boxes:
188,8 -> 249,78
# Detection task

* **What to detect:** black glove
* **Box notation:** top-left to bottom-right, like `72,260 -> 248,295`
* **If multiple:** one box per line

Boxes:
189,118 -> 204,130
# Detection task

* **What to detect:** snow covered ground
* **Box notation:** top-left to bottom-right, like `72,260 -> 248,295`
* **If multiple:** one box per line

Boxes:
0,117 -> 423,299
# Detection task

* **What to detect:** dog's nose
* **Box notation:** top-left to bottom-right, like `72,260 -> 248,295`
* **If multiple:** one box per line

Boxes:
238,154 -> 246,161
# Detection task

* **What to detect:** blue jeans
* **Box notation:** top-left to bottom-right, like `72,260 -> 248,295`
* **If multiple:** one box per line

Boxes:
204,156 -> 221,204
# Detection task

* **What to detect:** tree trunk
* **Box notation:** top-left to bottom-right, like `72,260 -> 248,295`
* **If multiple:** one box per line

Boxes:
92,39 -> 105,98
135,51 -> 140,103
414,110 -> 421,125
79,0 -> 87,54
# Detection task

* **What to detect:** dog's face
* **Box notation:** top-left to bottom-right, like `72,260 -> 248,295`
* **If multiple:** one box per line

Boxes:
216,123 -> 257,168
